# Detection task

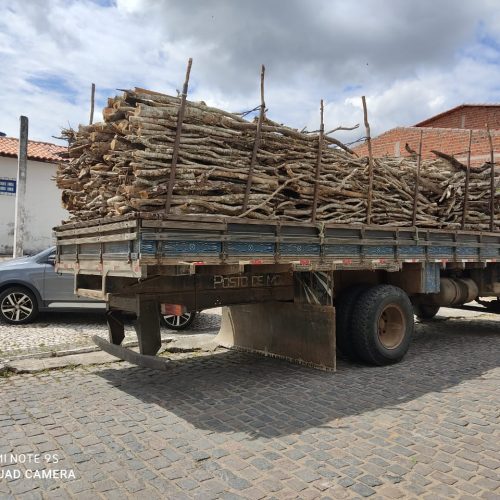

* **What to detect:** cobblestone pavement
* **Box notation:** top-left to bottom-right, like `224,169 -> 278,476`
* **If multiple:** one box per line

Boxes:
0,309 -> 222,360
0,315 -> 499,499
0,305 -> 490,361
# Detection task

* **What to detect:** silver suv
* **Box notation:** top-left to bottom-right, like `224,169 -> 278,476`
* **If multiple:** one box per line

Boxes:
0,247 -> 101,324
0,247 -> 196,329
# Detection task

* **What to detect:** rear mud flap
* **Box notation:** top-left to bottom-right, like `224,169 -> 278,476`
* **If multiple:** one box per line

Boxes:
215,302 -> 336,371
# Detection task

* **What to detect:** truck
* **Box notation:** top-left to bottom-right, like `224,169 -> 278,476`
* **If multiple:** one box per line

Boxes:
54,211 -> 500,370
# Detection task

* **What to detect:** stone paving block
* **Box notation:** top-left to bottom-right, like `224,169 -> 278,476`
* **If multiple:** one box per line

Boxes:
0,314 -> 498,499
474,477 -> 500,490
351,482 -> 376,497
16,491 -> 43,500
376,485 -> 405,499
122,479 -> 146,493
359,474 -> 383,487
217,469 -> 252,490
480,492 -> 500,500
176,478 -> 199,491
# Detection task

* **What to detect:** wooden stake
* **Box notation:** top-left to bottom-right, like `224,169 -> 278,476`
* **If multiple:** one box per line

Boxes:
89,83 -> 96,125
487,124 -> 495,232
165,58 -> 193,214
362,96 -> 374,225
243,65 -> 266,212
311,100 -> 324,222
13,116 -> 28,258
412,129 -> 424,226
461,129 -> 472,230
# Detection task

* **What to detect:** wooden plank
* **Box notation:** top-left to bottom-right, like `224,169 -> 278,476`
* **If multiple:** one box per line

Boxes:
76,288 -> 107,300
53,213 -> 138,231
55,220 -> 137,236
92,336 -> 171,370
57,232 -> 137,246
140,220 -> 226,231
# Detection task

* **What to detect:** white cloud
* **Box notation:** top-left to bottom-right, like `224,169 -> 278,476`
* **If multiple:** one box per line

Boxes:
0,0 -> 499,145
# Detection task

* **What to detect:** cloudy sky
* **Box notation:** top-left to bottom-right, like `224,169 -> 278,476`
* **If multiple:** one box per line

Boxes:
1,0 -> 500,145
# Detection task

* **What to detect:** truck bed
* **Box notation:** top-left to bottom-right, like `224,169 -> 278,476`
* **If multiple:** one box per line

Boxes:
54,212 -> 500,369
55,212 -> 500,280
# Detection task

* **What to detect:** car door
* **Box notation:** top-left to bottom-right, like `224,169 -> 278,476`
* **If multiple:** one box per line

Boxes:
41,251 -> 81,302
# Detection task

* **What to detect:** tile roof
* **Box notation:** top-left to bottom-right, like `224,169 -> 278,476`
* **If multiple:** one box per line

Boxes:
0,136 -> 68,163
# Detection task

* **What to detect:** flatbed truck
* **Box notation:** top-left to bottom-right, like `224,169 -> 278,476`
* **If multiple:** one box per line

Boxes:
55,213 -> 500,370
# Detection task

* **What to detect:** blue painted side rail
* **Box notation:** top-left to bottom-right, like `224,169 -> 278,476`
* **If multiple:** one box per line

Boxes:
55,214 -> 500,273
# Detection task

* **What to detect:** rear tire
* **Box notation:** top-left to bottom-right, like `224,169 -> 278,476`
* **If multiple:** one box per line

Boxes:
351,285 -> 414,366
413,302 -> 440,321
0,286 -> 39,325
335,284 -> 368,360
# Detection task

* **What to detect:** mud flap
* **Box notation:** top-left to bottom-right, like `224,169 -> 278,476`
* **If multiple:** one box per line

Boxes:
215,302 -> 336,371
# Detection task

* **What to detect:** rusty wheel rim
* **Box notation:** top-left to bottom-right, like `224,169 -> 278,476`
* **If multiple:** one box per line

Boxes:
378,304 -> 405,349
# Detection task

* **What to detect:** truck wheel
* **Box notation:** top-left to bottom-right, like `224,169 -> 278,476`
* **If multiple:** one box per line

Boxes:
161,311 -> 196,330
413,303 -> 440,321
335,284 -> 367,360
351,285 -> 414,366
0,286 -> 39,325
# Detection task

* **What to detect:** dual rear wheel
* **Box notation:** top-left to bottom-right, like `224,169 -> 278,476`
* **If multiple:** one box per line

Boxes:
336,284 -> 414,365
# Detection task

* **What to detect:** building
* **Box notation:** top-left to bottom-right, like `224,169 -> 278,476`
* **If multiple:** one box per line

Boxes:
353,104 -> 500,167
0,136 -> 68,255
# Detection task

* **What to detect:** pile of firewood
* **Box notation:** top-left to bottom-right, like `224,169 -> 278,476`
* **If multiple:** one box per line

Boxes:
55,88 -> 499,230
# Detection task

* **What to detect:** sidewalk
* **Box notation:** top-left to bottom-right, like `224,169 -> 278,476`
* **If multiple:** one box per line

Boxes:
0,309 -> 222,361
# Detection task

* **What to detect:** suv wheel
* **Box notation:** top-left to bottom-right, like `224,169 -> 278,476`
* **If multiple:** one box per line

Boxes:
0,287 -> 39,324
161,312 -> 196,330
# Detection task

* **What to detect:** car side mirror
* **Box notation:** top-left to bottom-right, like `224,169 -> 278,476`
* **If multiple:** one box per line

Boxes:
47,255 -> 56,266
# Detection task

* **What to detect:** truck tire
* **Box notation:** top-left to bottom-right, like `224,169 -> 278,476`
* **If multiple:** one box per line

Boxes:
0,286 -> 39,325
351,285 -> 414,366
413,303 -> 440,321
335,284 -> 367,360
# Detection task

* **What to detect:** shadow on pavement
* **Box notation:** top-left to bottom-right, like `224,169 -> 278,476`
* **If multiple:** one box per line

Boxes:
97,317 -> 499,439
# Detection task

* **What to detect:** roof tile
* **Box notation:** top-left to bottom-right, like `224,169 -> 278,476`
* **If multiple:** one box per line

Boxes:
0,136 -> 68,163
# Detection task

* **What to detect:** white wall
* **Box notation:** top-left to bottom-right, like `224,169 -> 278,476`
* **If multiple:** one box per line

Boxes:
0,156 -> 68,255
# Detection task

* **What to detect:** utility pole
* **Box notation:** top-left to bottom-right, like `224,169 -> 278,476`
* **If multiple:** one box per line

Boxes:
13,116 -> 28,258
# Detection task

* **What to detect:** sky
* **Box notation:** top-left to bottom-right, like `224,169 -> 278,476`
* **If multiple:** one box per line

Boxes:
1,0 -> 500,145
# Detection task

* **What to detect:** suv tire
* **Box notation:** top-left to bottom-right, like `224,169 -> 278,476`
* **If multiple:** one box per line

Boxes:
0,286 -> 39,324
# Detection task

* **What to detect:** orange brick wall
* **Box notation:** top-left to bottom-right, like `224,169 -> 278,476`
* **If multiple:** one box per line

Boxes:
353,126 -> 500,167
417,106 -> 500,130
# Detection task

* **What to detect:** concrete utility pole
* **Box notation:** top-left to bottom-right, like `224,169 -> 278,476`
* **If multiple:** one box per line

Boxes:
13,116 -> 28,258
